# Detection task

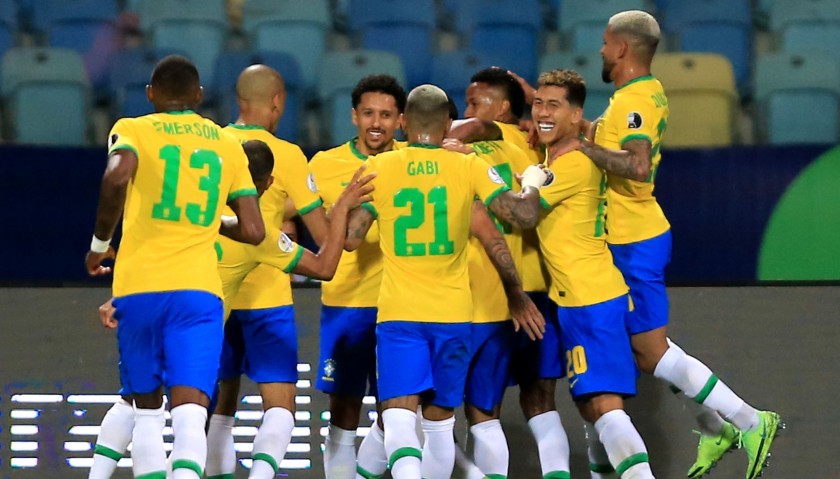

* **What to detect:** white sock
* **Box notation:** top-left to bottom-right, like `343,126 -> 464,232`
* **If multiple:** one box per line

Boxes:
595,410 -> 654,479
382,408 -> 422,479
470,419 -> 509,478
654,340 -> 758,432
454,442 -> 486,479
170,403 -> 208,479
131,404 -> 167,478
584,422 -> 616,479
356,421 -> 388,479
668,387 -> 728,436
206,414 -> 236,478
324,424 -> 357,479
89,399 -> 134,479
420,416 -> 456,479
527,411 -> 571,477
249,407 -> 295,479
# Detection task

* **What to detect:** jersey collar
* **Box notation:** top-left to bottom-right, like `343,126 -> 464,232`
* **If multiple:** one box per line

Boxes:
227,123 -> 266,131
408,143 -> 441,149
349,137 -> 368,160
617,74 -> 656,91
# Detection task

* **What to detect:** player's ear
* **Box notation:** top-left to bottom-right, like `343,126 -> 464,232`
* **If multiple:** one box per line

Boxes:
196,86 -> 204,105
351,108 -> 359,127
267,175 -> 275,189
145,84 -> 153,103
571,106 -> 583,125
397,112 -> 405,129
500,98 -> 511,117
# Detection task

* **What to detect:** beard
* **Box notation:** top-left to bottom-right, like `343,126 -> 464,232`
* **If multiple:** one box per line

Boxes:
601,59 -> 614,83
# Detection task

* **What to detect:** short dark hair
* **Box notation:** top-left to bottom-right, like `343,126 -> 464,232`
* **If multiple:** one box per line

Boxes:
243,139 -> 274,180
537,69 -> 587,108
446,95 -> 459,121
351,74 -> 407,112
150,55 -> 200,98
469,67 -> 526,118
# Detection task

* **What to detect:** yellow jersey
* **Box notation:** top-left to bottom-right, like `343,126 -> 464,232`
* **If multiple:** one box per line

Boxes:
216,229 -> 304,319
363,145 -> 510,323
108,110 -> 257,298
309,139 -> 384,307
496,121 -> 549,292
466,140 -> 530,323
537,151 -> 627,307
222,124 -> 323,310
594,75 -> 670,244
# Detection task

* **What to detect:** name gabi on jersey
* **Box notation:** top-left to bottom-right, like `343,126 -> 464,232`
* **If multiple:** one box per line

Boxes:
152,121 -> 221,140
407,160 -> 439,176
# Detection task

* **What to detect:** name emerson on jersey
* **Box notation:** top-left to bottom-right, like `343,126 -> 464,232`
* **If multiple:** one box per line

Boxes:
152,119 -> 222,140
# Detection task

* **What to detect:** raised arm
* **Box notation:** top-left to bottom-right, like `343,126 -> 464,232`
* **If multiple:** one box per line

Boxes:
484,165 -> 548,230
470,201 -> 545,340
220,194 -> 265,245
291,168 -> 374,279
85,149 -> 137,276
448,118 -> 503,143
344,206 -> 375,252
579,137 -> 651,182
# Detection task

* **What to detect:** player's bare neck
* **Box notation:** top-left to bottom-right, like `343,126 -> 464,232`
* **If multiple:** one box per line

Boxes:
157,100 -> 195,113
356,138 -> 393,157
546,136 -> 578,165
614,63 -> 652,90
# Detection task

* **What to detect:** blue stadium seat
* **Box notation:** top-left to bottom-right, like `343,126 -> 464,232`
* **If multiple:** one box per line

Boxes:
782,24 -> 840,66
139,0 -> 227,84
662,0 -> 752,93
33,0 -> 117,35
213,50 -> 303,142
109,48 -> 187,119
430,50 -> 499,116
559,0 -> 650,53
348,0 -> 436,87
317,50 -> 406,145
755,52 -> 840,145
465,0 -> 542,84
770,0 -> 840,32
243,0 -> 330,94
1,47 -> 90,145
0,0 -> 16,61
538,52 -> 612,120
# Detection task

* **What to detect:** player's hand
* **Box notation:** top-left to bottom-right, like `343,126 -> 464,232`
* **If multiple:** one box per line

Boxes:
85,247 -> 116,276
507,70 -> 536,106
526,120 -> 540,149
99,298 -> 118,329
514,163 -> 547,186
508,290 -> 545,340
442,138 -> 473,154
336,166 -> 376,211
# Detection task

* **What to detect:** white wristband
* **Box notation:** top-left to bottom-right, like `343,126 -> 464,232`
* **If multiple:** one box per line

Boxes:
521,165 -> 548,190
90,235 -> 111,253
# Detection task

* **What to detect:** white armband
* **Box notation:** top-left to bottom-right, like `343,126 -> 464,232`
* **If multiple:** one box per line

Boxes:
520,165 -> 548,190
90,235 -> 111,253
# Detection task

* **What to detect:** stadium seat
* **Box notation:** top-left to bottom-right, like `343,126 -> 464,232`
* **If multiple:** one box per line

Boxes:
0,0 -> 15,62
317,50 -> 406,145
139,0 -> 227,84
430,50 -> 499,116
651,53 -> 737,148
213,50 -> 303,141
662,0 -> 752,93
558,0 -> 650,53
464,0 -> 542,84
781,24 -> 840,66
770,0 -> 840,32
243,0 -> 330,94
538,51 -> 612,121
1,47 -> 90,145
754,52 -> 840,145
348,0 -> 436,87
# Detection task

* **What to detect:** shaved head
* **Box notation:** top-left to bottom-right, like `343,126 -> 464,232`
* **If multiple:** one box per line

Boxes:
405,84 -> 450,133
608,10 -> 660,61
236,64 -> 285,104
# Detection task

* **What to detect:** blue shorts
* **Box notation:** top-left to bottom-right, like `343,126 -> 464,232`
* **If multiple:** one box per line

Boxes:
316,306 -> 378,397
510,291 -> 564,384
114,290 -> 223,399
557,295 -> 637,399
218,306 -> 298,384
609,230 -> 671,335
376,321 -> 471,408
465,321 -> 516,412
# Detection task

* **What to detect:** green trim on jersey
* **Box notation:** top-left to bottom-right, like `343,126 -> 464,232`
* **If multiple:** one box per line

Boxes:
483,186 -> 511,208
361,202 -> 378,218
408,143 -> 441,149
228,187 -> 258,202
620,133 -> 653,147
109,144 -> 139,157
349,138 -> 368,160
539,196 -> 552,210
162,109 -> 196,115
282,245 -> 305,273
227,123 -> 266,131
298,198 -> 324,216
617,74 -> 655,92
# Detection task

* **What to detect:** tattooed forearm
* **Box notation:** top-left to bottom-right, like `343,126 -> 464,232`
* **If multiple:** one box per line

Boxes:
484,237 -> 522,291
579,138 -> 651,181
489,189 -> 541,230
344,207 -> 374,251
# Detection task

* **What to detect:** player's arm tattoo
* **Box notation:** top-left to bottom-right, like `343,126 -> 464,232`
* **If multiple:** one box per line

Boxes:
470,202 -> 522,291
579,138 -> 652,181
488,188 -> 542,230
344,207 -> 374,251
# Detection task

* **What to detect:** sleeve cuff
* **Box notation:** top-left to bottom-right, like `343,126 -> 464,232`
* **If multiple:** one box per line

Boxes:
483,186 -> 510,208
109,144 -> 139,157
619,133 -> 652,147
282,245 -> 305,273
360,202 -> 378,219
539,197 -> 551,210
228,188 -> 258,202
297,198 -> 323,216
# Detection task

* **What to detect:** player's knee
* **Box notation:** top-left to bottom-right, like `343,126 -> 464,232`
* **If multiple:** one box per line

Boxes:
519,379 -> 556,418
328,394 -> 365,429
